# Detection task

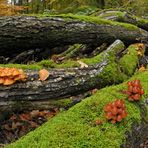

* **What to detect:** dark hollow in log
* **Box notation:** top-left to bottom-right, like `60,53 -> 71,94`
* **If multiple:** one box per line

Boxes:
0,15 -> 148,57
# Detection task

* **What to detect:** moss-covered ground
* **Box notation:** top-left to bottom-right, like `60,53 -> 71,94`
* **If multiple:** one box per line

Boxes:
5,71 -> 148,148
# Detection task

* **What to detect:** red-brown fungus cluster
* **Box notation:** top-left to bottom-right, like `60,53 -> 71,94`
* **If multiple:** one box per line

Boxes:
104,99 -> 127,124
127,79 -> 144,101
0,67 -> 27,85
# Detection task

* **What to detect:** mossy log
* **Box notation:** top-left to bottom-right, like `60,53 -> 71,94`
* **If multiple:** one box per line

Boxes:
5,71 -> 148,148
95,10 -> 148,31
0,40 -> 137,112
0,15 -> 148,57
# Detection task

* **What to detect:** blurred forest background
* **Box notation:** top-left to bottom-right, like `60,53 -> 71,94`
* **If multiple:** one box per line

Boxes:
0,0 -> 148,16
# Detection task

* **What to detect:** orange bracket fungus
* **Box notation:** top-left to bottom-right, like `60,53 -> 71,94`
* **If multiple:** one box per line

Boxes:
126,79 -> 144,101
104,99 -> 127,124
0,67 -> 27,86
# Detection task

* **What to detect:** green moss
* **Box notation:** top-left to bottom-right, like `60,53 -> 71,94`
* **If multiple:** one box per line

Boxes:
134,16 -> 148,26
38,59 -> 80,68
5,71 -> 148,148
98,61 -> 128,85
92,10 -> 148,30
56,60 -> 80,68
37,60 -> 56,68
47,98 -> 73,108
119,45 -> 138,76
92,10 -> 125,19
40,13 -> 138,30
0,64 -> 42,70
82,40 -> 125,65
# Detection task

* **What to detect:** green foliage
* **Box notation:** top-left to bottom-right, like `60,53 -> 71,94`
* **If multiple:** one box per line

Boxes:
104,0 -> 148,16
5,71 -> 148,148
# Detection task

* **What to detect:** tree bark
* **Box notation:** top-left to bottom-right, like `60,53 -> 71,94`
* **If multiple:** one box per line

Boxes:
0,61 -> 107,112
0,40 -> 127,112
0,15 -> 148,57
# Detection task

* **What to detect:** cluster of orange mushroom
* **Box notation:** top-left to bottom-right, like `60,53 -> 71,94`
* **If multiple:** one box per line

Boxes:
104,99 -> 127,124
0,67 -> 27,86
127,79 -> 144,101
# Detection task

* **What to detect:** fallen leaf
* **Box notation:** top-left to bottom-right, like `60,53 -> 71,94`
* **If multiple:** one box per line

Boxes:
12,122 -> 22,130
77,60 -> 88,68
30,110 -> 40,117
139,66 -> 146,72
2,124 -> 11,131
19,113 -> 31,121
39,69 -> 50,81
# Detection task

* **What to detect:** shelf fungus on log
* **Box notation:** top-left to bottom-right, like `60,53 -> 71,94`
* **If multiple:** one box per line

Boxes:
0,67 -> 27,86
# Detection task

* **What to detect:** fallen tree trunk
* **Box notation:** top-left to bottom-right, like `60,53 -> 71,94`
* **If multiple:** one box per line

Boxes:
0,40 -> 130,112
0,61 -> 108,111
0,15 -> 148,57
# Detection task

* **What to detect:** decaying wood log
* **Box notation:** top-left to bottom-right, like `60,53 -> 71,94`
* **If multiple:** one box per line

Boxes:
0,15 -> 148,57
0,40 -> 127,112
95,10 -> 148,31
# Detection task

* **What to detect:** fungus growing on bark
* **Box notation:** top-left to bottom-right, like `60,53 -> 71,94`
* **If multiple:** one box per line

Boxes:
0,67 -> 27,86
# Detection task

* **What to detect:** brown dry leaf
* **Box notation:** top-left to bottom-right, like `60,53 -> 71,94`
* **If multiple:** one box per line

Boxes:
91,89 -> 98,94
77,60 -> 88,68
2,124 -> 11,131
135,43 -> 145,56
139,66 -> 146,72
137,51 -> 143,56
28,121 -> 39,128
19,113 -> 31,121
30,110 -> 40,117
4,131 -> 14,141
12,122 -> 22,130
9,115 -> 17,120
39,69 -> 50,81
